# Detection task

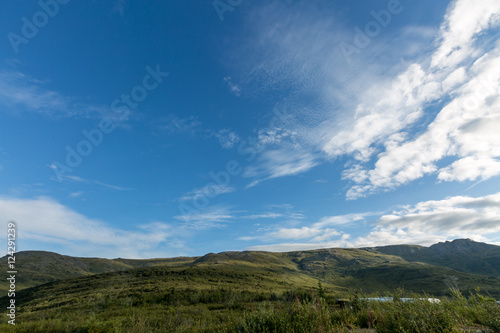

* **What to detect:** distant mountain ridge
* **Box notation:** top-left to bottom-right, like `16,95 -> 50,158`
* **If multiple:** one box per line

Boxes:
371,239 -> 500,277
0,250 -> 197,292
2,239 -> 499,296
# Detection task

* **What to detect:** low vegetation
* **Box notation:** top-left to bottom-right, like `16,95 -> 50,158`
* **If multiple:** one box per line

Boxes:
1,283 -> 499,332
1,263 -> 499,332
1,240 -> 499,331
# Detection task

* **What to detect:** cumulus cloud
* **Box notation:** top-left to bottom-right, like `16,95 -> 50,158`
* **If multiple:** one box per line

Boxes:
356,192 -> 500,247
333,0 -> 500,199
244,192 -> 500,251
233,0 -> 500,198
240,212 -> 375,249
346,41 -> 500,199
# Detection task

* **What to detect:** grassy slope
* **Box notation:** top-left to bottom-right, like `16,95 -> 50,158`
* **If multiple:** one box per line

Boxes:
2,240 -> 500,296
371,239 -> 500,276
3,246 -> 500,302
1,243 -> 500,331
0,251 -> 197,293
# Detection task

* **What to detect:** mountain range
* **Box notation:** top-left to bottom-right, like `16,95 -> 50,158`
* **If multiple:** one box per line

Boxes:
1,238 -> 499,297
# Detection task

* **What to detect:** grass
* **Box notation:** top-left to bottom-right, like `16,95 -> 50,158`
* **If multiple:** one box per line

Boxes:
1,242 -> 499,331
3,241 -> 500,296
1,265 -> 499,333
1,287 -> 499,332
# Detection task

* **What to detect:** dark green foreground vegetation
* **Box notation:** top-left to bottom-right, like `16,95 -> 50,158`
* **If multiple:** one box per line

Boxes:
1,285 -> 499,332
1,265 -> 499,332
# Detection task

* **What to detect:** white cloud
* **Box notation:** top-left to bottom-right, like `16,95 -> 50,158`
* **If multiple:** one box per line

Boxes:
212,129 -> 241,149
234,0 -> 500,198
246,234 -> 352,252
244,192 -> 500,251
0,71 -> 110,118
175,203 -> 303,232
240,212 -> 374,245
241,213 -> 284,219
0,196 -> 178,258
267,227 -> 328,240
174,206 -> 234,230
258,128 -> 296,146
157,115 -> 201,135
323,63 -> 429,162
313,212 -> 378,228
224,76 -> 241,96
244,148 -> 318,187
179,184 -> 235,202
438,156 -> 500,182
333,1 -> 500,199
53,174 -> 133,191
430,0 -> 500,70
345,40 -> 500,199
355,192 -> 500,247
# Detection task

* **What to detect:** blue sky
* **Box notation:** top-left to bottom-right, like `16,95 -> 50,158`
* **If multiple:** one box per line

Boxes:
0,0 -> 499,258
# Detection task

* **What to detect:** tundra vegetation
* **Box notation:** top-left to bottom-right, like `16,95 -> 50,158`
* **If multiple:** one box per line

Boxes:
1,240 -> 499,332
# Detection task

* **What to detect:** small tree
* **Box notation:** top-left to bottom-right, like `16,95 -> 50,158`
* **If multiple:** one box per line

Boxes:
317,280 -> 326,299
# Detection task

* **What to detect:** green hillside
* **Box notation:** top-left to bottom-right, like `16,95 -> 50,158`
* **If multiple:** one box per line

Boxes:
1,239 -> 499,332
371,239 -> 500,276
2,239 -> 500,296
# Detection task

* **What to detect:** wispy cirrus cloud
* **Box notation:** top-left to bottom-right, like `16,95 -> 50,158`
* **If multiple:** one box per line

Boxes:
53,174 -> 133,191
246,234 -> 352,252
229,0 -> 500,199
155,115 -> 202,135
179,184 -> 235,202
313,212 -> 381,228
0,71 -> 110,118
244,148 -> 318,188
175,204 -> 304,231
241,212 -> 284,219
174,206 -> 235,230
